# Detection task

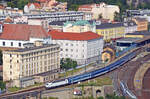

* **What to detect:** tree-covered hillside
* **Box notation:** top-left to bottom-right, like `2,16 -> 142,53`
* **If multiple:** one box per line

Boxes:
1,0 -> 150,12
57,0 -> 128,12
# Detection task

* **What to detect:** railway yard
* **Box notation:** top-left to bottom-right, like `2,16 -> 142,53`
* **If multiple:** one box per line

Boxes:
1,45 -> 150,99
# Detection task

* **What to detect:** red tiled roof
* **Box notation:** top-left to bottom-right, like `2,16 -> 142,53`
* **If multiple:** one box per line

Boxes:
0,24 -> 49,41
78,4 -> 92,11
48,30 -> 102,41
0,5 -> 4,9
28,3 -> 41,9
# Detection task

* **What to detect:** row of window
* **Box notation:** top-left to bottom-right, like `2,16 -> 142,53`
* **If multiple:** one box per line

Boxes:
61,48 -> 84,52
21,48 -> 59,58
60,54 -> 85,58
2,42 -> 21,47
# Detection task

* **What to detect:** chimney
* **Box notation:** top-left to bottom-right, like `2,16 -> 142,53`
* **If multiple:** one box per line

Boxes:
34,41 -> 43,47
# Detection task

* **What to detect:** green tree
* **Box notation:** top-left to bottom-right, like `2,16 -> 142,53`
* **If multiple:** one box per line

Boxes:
0,81 -> 5,90
17,0 -> 29,9
114,11 -> 122,22
97,96 -> 104,99
106,93 -> 125,99
7,0 -> 30,9
60,58 -> 78,70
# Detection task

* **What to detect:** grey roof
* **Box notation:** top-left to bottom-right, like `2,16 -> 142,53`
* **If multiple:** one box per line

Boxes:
20,76 -> 34,82
9,44 -> 59,53
96,23 -> 124,29
126,31 -> 150,36
134,17 -> 147,22
116,37 -> 142,43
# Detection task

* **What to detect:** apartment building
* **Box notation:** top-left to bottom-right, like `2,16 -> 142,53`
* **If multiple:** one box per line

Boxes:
48,30 -> 104,65
96,23 -> 125,42
78,3 -> 120,21
25,11 -> 92,22
3,41 -> 60,87
132,17 -> 148,31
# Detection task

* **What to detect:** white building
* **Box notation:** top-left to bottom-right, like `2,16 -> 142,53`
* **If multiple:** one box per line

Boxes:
78,3 -> 120,21
48,30 -> 104,65
0,23 -> 50,48
25,11 -> 92,22
123,21 -> 137,34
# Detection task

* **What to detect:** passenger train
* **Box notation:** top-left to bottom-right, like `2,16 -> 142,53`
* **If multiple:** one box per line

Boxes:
45,48 -> 138,88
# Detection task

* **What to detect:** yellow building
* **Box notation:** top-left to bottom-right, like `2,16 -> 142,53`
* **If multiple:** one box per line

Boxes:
96,23 -> 125,42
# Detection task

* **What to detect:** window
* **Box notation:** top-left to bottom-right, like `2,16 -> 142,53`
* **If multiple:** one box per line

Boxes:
3,42 -> 5,46
66,43 -> 68,46
10,71 -> 12,75
71,44 -> 73,46
11,42 -> 13,46
18,43 -> 21,47
71,49 -> 73,52
82,55 -> 84,58
10,54 -> 12,57
66,49 -> 68,51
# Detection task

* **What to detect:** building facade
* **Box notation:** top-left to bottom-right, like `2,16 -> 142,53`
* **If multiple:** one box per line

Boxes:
123,21 -> 137,34
0,7 -> 23,16
25,11 -> 92,22
132,17 -> 148,31
48,30 -> 104,65
96,23 -> 125,41
78,3 -> 120,21
3,42 -> 60,87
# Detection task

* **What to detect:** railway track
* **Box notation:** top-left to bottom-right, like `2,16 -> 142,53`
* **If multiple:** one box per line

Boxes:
116,49 -> 150,99
0,86 -> 45,98
0,45 -> 147,98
